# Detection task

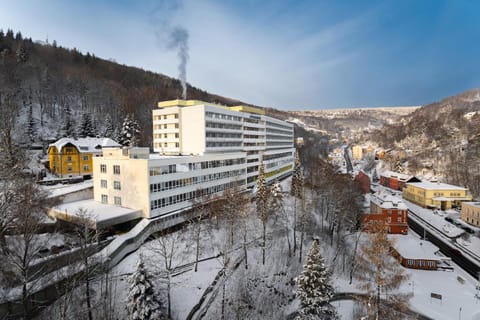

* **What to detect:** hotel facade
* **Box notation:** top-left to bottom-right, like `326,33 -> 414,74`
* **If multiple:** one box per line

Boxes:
92,100 -> 295,219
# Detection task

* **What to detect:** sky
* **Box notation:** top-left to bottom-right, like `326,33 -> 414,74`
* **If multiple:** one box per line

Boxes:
1,0 -> 480,110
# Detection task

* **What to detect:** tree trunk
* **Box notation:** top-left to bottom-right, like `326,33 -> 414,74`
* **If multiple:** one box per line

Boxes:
243,221 -> 248,269
168,272 -> 172,319
262,220 -> 266,265
195,223 -> 200,272
293,197 -> 297,253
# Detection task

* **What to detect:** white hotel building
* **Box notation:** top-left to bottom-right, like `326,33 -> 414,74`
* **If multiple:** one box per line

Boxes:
92,100 -> 294,219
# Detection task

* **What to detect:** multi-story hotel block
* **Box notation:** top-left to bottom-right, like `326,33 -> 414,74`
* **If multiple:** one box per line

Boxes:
461,202 -> 480,227
84,100 -> 294,221
152,100 -> 294,187
402,181 -> 472,210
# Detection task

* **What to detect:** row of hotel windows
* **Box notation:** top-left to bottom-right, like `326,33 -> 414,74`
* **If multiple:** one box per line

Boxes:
101,194 -> 122,206
263,152 -> 293,161
206,132 -> 242,139
100,180 -> 121,190
265,158 -> 293,169
149,158 -> 245,176
205,111 -> 242,122
433,192 -> 463,197
206,141 -> 243,148
266,127 -> 293,135
150,180 -> 245,210
100,164 -> 121,174
206,121 -> 242,131
154,133 -> 180,139
266,134 -> 293,141
153,114 -> 179,121
266,121 -> 293,131
154,123 -> 179,130
387,217 -> 405,223
150,169 -> 246,193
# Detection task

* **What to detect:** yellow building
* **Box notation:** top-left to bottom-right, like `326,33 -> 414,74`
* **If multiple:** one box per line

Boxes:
352,144 -> 363,160
461,202 -> 480,227
48,137 -> 120,178
402,181 -> 472,210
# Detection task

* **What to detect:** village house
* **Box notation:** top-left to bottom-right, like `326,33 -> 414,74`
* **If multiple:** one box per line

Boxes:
48,137 -> 120,179
379,170 -> 421,191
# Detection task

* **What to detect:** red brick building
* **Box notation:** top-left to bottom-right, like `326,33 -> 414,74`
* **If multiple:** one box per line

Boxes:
354,171 -> 371,194
379,171 -> 421,191
362,192 -> 408,234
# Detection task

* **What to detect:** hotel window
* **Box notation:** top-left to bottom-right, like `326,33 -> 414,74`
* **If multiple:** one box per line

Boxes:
397,217 -> 402,222
163,115 -> 167,119
164,133 -> 168,138
67,156 -> 72,162
164,124 -> 167,129
67,166 -> 73,172
113,165 -> 120,175
101,180 -> 107,188
174,114 -> 179,119
175,143 -> 179,148
175,124 -> 179,128
83,155 -> 89,161
114,181 -> 121,190
101,194 -> 108,204
100,164 -> 107,173
114,196 -> 122,206
175,133 -> 179,138
83,165 -> 89,171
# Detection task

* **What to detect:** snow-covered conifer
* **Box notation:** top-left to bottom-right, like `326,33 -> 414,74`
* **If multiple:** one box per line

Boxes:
118,113 -> 140,147
291,150 -> 303,198
256,161 -> 270,265
126,257 -> 163,320
78,112 -> 96,138
295,239 -> 338,320
103,114 -> 115,139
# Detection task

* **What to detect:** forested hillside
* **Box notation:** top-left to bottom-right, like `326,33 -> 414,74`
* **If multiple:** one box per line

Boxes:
367,89 -> 480,197
0,29 -> 251,150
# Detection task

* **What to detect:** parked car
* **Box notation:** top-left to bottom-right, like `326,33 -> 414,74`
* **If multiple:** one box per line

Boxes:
445,217 -> 454,223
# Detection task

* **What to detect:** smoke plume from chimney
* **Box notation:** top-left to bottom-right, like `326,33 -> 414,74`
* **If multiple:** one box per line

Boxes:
152,1 -> 190,99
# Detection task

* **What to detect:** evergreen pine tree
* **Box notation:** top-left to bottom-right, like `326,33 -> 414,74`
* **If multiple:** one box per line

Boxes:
78,112 -> 95,138
256,161 -> 270,265
26,101 -> 36,143
291,150 -> 303,198
119,113 -> 140,147
295,239 -> 338,320
126,257 -> 163,320
103,114 -> 115,139
61,105 -> 76,138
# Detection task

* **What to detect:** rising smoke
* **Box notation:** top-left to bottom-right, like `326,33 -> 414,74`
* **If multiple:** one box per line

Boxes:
152,1 -> 189,99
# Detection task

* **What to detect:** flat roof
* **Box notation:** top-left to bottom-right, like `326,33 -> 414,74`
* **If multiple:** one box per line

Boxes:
50,199 -> 143,229
389,234 -> 440,260
463,202 -> 480,209
406,181 -> 467,191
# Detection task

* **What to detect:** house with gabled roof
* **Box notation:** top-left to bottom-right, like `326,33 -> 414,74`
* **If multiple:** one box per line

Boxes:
48,137 -> 120,178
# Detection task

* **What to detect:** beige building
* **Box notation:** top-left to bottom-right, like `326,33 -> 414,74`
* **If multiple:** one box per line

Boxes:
402,181 -> 472,210
93,147 -> 247,218
153,100 -> 294,187
352,144 -> 363,160
461,202 -> 480,227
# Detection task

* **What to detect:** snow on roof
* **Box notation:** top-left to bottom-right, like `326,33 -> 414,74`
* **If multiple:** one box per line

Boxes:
380,170 -> 414,181
463,201 -> 480,209
406,181 -> 467,191
45,180 -> 93,198
389,233 -> 440,260
51,199 -> 142,229
49,137 -> 120,154
371,191 -> 408,210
